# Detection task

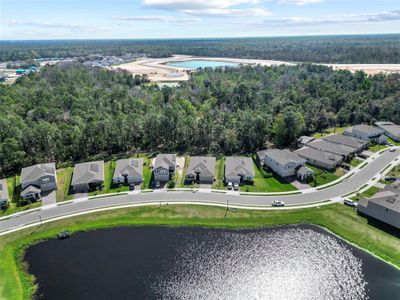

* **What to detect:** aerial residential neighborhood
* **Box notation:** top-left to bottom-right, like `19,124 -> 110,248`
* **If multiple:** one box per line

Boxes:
2,5 -> 400,296
0,122 -> 399,212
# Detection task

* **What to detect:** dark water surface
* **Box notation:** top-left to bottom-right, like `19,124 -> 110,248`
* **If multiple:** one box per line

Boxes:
24,225 -> 400,300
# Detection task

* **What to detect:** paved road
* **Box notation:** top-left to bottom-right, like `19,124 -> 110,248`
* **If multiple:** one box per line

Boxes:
1,149 -> 399,235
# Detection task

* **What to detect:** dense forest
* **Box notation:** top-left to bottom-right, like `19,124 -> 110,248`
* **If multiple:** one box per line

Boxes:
1,34 -> 400,63
0,63 -> 399,175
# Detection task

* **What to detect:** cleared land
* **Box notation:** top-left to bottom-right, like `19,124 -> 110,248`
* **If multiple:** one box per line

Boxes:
114,55 -> 400,83
0,204 -> 399,300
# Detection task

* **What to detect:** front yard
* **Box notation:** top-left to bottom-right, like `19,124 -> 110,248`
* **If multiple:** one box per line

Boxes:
306,164 -> 342,187
241,161 -> 297,192
351,186 -> 380,201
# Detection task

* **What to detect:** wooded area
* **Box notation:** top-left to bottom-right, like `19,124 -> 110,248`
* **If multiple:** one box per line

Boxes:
1,34 -> 400,63
0,62 -> 399,175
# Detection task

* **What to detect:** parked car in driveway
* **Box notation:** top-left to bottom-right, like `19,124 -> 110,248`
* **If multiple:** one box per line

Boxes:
227,182 -> 233,190
389,148 -> 396,152
272,200 -> 285,207
155,181 -> 161,188
344,199 -> 358,207
234,183 -> 239,191
129,183 -> 135,191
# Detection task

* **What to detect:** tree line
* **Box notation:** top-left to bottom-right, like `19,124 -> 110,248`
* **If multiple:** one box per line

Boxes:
1,34 -> 400,63
0,62 -> 399,175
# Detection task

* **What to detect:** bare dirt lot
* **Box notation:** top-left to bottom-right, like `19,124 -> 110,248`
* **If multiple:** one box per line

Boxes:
113,55 -> 400,82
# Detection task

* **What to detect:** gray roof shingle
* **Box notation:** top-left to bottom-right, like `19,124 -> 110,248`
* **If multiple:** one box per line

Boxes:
113,158 -> 143,179
294,146 -> 343,165
263,149 -> 305,166
375,121 -> 400,138
20,163 -> 56,184
322,134 -> 367,149
225,157 -> 255,177
186,157 -> 216,177
307,139 -> 356,157
71,161 -> 104,186
154,154 -> 176,170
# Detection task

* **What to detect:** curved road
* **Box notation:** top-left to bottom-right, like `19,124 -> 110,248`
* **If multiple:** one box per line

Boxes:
1,148 -> 399,235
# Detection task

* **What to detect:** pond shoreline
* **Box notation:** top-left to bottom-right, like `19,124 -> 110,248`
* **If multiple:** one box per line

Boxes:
0,204 -> 399,299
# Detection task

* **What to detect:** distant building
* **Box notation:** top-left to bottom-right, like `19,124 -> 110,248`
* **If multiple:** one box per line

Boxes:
259,149 -> 313,180
185,156 -> 216,184
15,69 -> 27,75
153,154 -> 176,183
375,121 -> 400,142
358,182 -> 400,229
0,179 -> 9,208
321,134 -> 367,153
295,146 -> 343,170
225,157 -> 255,184
344,124 -> 386,144
71,161 -> 104,192
113,158 -> 143,185
20,163 -> 57,200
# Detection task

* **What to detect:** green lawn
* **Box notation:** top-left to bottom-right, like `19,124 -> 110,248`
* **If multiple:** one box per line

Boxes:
212,158 -> 225,189
387,166 -> 400,177
350,158 -> 363,168
351,186 -> 381,202
0,177 -> 41,217
142,155 -> 153,189
368,143 -> 388,153
1,204 -> 400,300
307,164 -> 340,187
242,161 -> 297,192
312,126 -> 349,139
56,167 -> 73,202
387,137 -> 400,146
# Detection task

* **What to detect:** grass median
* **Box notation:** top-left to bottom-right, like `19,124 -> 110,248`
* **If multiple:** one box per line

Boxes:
0,204 -> 399,299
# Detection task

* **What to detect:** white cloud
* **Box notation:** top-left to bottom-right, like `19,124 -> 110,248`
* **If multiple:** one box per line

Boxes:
279,0 -> 324,6
263,10 -> 400,26
5,20 -> 107,32
111,15 -> 201,23
141,0 -> 271,17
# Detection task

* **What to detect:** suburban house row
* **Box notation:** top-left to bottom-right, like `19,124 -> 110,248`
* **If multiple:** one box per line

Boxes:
0,121 -> 399,206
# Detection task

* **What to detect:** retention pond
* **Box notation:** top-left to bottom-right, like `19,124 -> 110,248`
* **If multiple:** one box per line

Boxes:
25,225 -> 400,299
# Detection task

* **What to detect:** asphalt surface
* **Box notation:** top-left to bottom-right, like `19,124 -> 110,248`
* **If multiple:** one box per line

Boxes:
1,148 -> 399,234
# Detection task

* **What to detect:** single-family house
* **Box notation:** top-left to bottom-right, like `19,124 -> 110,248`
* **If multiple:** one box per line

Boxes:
357,182 -> 400,229
295,146 -> 343,170
153,154 -> 176,183
375,121 -> 400,142
344,124 -> 386,144
261,149 -> 313,180
225,157 -> 255,184
321,134 -> 367,153
71,161 -> 104,192
185,156 -> 216,184
0,179 -> 9,208
113,158 -> 143,185
306,139 -> 356,160
20,163 -> 57,200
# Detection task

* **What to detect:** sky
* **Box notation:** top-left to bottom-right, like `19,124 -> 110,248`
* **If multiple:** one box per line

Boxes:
1,0 -> 400,40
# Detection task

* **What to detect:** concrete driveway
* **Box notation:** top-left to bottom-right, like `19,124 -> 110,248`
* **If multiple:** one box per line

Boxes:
41,190 -> 57,206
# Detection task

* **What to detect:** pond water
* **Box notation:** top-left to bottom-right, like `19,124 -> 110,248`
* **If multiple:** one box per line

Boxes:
24,225 -> 400,300
167,60 -> 239,69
